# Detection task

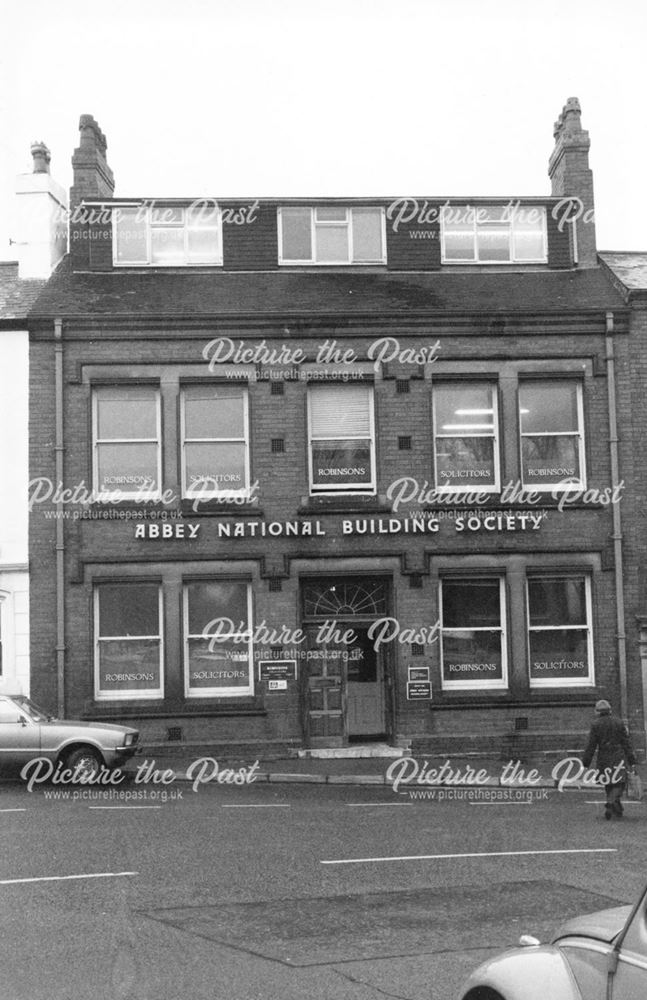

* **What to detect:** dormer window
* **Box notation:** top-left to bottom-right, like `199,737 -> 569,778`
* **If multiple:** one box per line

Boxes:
113,203 -> 223,266
278,207 -> 385,265
441,204 -> 547,263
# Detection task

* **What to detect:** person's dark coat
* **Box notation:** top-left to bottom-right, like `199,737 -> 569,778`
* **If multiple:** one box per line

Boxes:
582,713 -> 635,776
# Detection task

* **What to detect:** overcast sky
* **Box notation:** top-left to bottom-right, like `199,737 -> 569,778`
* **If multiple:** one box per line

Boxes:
1,0 -> 646,257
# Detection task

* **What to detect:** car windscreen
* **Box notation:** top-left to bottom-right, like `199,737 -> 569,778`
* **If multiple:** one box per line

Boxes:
13,697 -> 53,722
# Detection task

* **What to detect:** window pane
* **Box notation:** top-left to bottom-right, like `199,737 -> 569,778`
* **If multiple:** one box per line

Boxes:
98,639 -> 161,693
528,630 -> 589,681
443,232 -> 475,260
151,205 -> 183,225
96,388 -> 158,440
442,630 -> 503,684
528,578 -> 586,626
99,584 -> 159,637
310,386 -> 372,437
442,580 -> 501,628
477,226 -> 510,260
96,443 -> 158,494
185,442 -> 246,492
480,206 -> 508,223
281,209 -> 311,260
520,383 -> 579,433
151,228 -> 185,264
352,210 -> 383,261
436,437 -> 495,486
311,440 -> 372,487
435,385 -> 495,430
316,207 -> 347,222
184,386 -> 245,439
114,208 -> 147,263
187,581 -> 249,634
315,225 -> 349,262
187,228 -> 220,262
315,205 -> 348,222
187,638 -> 251,690
187,203 -> 220,229
513,229 -> 544,260
522,436 -> 579,484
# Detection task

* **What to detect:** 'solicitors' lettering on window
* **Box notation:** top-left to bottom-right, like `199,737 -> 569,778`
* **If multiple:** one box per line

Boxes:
433,383 -> 499,491
181,385 -> 250,500
184,581 -> 254,697
527,575 -> 594,686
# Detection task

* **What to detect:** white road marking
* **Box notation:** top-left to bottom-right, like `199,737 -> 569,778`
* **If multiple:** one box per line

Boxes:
222,803 -> 290,809
584,801 -> 642,805
89,805 -> 162,810
469,801 -> 533,806
0,871 -> 138,885
321,848 -> 618,866
347,802 -> 413,807
0,808 -> 26,813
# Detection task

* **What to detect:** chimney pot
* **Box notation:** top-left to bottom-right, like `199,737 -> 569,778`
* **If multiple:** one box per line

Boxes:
31,142 -> 51,174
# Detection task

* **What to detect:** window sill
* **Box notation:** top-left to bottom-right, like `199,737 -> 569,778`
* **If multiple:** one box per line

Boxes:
180,501 -> 263,517
82,701 -> 267,720
298,494 -> 392,515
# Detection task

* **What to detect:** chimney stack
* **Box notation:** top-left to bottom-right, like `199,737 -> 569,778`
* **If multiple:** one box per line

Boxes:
70,114 -> 115,210
14,141 -> 68,279
548,97 -> 597,267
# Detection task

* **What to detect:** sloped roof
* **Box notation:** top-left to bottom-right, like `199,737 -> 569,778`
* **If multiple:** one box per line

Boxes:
0,262 -> 47,322
600,252 -> 647,298
28,257 -> 626,322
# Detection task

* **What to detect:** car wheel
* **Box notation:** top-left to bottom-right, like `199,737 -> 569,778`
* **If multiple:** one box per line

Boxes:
64,746 -> 103,779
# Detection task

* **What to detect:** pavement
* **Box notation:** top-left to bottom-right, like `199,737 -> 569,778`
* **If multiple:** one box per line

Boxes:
124,745 -> 647,791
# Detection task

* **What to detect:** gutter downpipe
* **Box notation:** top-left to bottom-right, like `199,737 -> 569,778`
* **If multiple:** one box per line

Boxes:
606,310 -> 628,721
54,317 -> 65,717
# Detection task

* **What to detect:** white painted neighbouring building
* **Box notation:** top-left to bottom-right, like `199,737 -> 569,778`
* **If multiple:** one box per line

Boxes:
0,142 -> 66,694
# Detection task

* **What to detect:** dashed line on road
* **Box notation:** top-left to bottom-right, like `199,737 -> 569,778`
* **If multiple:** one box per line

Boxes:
321,848 -> 618,866
0,871 -> 138,885
221,803 -> 291,809
469,801 -> 533,806
584,800 -> 642,805
346,802 -> 413,807
0,808 -> 26,813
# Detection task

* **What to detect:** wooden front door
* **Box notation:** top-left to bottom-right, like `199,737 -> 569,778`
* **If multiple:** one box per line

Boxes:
302,628 -> 346,747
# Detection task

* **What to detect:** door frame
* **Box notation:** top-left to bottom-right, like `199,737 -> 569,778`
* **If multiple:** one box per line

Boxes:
299,574 -> 394,747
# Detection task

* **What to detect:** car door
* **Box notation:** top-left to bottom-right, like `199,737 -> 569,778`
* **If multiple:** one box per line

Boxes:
0,697 -> 41,772
611,891 -> 647,997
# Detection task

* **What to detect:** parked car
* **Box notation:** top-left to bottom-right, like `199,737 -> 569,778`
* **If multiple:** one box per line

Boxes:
459,882 -> 647,999
0,694 -> 139,777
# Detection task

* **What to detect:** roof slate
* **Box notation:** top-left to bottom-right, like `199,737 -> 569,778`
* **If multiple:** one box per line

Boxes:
0,262 -> 47,321
600,252 -> 647,293
28,256 -> 625,321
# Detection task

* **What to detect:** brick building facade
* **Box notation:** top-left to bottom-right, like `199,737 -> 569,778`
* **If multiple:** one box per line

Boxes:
27,101 -> 643,757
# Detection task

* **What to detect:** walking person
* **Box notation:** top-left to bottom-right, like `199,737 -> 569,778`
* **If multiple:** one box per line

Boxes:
582,700 -> 636,819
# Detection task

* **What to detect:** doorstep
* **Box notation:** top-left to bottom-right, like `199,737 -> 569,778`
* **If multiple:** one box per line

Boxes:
297,743 -> 406,759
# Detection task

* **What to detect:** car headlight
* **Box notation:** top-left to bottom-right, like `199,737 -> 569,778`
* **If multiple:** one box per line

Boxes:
124,732 -> 139,747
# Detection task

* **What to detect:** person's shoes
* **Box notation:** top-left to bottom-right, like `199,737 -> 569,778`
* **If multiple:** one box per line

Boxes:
604,805 -> 612,820
613,803 -> 624,818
